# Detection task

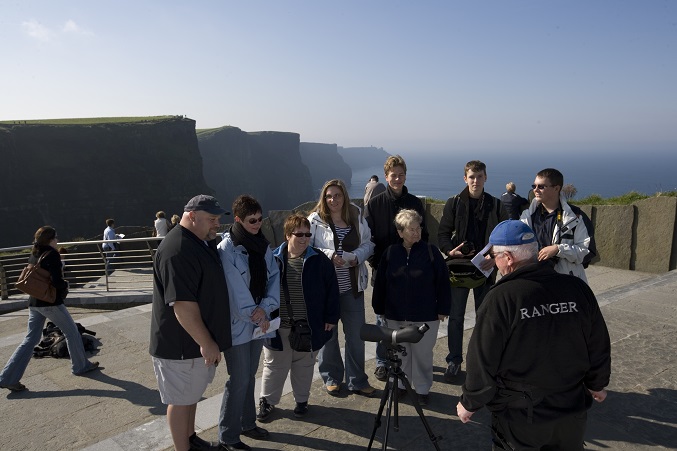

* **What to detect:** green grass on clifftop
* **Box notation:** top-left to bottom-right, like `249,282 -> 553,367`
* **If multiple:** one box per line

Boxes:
0,116 -> 182,125
425,190 -> 677,205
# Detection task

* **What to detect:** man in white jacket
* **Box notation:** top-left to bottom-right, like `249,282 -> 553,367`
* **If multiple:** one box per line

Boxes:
520,168 -> 591,283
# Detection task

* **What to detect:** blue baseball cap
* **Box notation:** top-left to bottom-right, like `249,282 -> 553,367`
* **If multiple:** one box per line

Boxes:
489,220 -> 536,246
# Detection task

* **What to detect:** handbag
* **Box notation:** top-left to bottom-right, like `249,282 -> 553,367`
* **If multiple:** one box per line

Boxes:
15,250 -> 57,303
446,258 -> 487,289
282,256 -> 313,352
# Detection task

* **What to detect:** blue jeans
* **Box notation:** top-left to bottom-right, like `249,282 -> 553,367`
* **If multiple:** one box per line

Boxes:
446,283 -> 491,365
0,305 -> 91,385
318,291 -> 369,391
103,244 -> 117,273
218,339 -> 264,445
375,315 -> 388,367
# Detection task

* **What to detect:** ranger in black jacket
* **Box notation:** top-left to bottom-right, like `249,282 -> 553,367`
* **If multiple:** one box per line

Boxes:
457,220 -> 610,451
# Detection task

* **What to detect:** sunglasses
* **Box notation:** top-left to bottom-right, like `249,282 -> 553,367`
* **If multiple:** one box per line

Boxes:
290,232 -> 312,238
531,184 -> 553,190
246,216 -> 263,224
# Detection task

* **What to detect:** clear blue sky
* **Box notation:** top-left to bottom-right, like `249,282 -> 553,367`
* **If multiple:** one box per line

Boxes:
1,1 -> 675,155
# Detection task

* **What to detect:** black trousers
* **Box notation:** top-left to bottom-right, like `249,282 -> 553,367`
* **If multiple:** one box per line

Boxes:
491,411 -> 587,451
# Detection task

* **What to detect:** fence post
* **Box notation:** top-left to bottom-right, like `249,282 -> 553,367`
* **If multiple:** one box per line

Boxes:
0,262 -> 7,300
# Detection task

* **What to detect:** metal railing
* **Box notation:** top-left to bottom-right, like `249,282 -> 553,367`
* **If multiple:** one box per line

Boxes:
0,237 -> 163,300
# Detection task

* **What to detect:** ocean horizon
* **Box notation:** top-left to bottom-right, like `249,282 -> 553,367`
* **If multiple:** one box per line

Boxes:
348,152 -> 677,202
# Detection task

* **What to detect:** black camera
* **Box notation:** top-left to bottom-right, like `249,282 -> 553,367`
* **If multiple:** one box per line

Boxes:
460,241 -> 475,256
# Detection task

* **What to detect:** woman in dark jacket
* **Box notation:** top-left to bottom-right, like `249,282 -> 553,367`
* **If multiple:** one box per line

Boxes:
372,209 -> 451,406
0,226 -> 99,392
256,213 -> 340,421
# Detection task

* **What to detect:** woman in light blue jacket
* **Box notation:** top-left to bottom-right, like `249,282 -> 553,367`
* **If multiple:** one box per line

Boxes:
217,195 -> 280,450
308,179 -> 376,397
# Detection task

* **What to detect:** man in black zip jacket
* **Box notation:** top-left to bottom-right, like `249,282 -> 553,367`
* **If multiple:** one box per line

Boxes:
457,220 -> 610,451
365,155 -> 428,381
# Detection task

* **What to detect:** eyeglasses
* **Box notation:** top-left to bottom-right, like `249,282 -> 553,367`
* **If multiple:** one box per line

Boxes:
531,184 -> 553,190
290,232 -> 312,238
247,216 -> 263,224
325,193 -> 344,201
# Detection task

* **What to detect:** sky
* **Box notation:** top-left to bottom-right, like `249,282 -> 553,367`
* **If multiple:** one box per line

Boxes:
1,0 -> 676,156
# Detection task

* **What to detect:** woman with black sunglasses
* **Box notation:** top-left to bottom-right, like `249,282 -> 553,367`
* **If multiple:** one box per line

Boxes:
216,195 -> 280,450
256,213 -> 339,423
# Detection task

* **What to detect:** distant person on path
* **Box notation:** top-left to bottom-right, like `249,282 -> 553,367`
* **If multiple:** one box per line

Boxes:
217,195 -> 279,450
438,160 -> 508,383
149,194 -> 232,451
257,213 -> 339,423
457,220 -> 610,450
308,179 -> 376,397
372,209 -> 450,406
154,210 -> 171,237
365,154 -> 428,383
501,182 -> 530,220
363,174 -> 386,206
0,226 -> 99,393
102,218 -> 121,274
520,168 -> 591,283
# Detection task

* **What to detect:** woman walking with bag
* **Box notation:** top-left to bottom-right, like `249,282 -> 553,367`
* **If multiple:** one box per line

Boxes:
308,179 -> 376,397
0,226 -> 99,393
256,213 -> 339,422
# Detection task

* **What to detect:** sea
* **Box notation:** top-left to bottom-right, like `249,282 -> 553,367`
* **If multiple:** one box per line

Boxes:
348,152 -> 677,201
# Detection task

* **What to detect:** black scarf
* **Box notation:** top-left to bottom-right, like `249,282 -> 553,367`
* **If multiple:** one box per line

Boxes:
230,221 -> 270,303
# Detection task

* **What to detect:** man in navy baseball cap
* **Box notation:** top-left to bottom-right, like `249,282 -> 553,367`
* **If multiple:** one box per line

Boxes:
184,194 -> 230,216
457,218 -> 610,450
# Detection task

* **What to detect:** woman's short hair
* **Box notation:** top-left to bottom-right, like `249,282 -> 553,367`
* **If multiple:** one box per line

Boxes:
313,179 -> 351,224
156,211 -> 166,219
284,213 -> 310,238
505,182 -> 516,193
32,226 -> 56,255
171,214 -> 180,224
394,209 -> 422,231
232,194 -> 262,220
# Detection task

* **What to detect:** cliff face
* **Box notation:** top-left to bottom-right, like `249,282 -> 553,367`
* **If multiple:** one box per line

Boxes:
338,146 -> 391,173
0,117 -> 212,247
299,142 -> 352,196
197,127 -> 314,214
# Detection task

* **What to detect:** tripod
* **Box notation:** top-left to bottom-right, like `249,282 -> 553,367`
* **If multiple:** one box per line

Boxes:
367,345 -> 442,450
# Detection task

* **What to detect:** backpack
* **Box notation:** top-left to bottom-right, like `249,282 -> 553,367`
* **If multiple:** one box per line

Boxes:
567,205 -> 597,268
33,322 -> 98,358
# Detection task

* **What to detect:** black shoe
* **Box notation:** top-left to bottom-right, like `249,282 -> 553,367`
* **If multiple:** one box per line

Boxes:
417,393 -> 430,406
219,442 -> 251,451
444,362 -> 461,382
189,433 -> 218,450
0,382 -> 26,392
374,366 -> 388,382
256,396 -> 274,421
242,426 -> 269,440
293,401 -> 308,418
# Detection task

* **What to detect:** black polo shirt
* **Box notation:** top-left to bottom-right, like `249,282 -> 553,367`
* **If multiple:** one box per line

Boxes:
149,225 -> 232,359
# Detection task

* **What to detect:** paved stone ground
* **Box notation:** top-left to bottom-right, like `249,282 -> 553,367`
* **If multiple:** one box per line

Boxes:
0,266 -> 675,450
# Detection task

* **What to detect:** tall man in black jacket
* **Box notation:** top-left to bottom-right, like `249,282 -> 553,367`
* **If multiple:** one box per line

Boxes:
365,155 -> 428,381
438,160 -> 507,382
457,220 -> 610,450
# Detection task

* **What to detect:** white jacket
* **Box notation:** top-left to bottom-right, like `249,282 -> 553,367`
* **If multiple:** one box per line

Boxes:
520,193 -> 591,283
308,203 -> 375,293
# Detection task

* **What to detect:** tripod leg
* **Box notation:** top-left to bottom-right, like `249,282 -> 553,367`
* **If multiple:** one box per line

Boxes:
398,373 -> 443,451
367,375 -> 393,450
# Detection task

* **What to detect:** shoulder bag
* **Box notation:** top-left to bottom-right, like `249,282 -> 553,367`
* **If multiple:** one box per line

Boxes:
15,250 -> 57,303
281,261 -> 312,352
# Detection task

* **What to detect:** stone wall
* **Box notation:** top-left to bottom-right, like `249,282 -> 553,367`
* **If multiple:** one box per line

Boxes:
262,196 -> 677,273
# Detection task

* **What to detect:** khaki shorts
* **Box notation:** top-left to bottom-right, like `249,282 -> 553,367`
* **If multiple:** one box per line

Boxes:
152,356 -> 216,405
